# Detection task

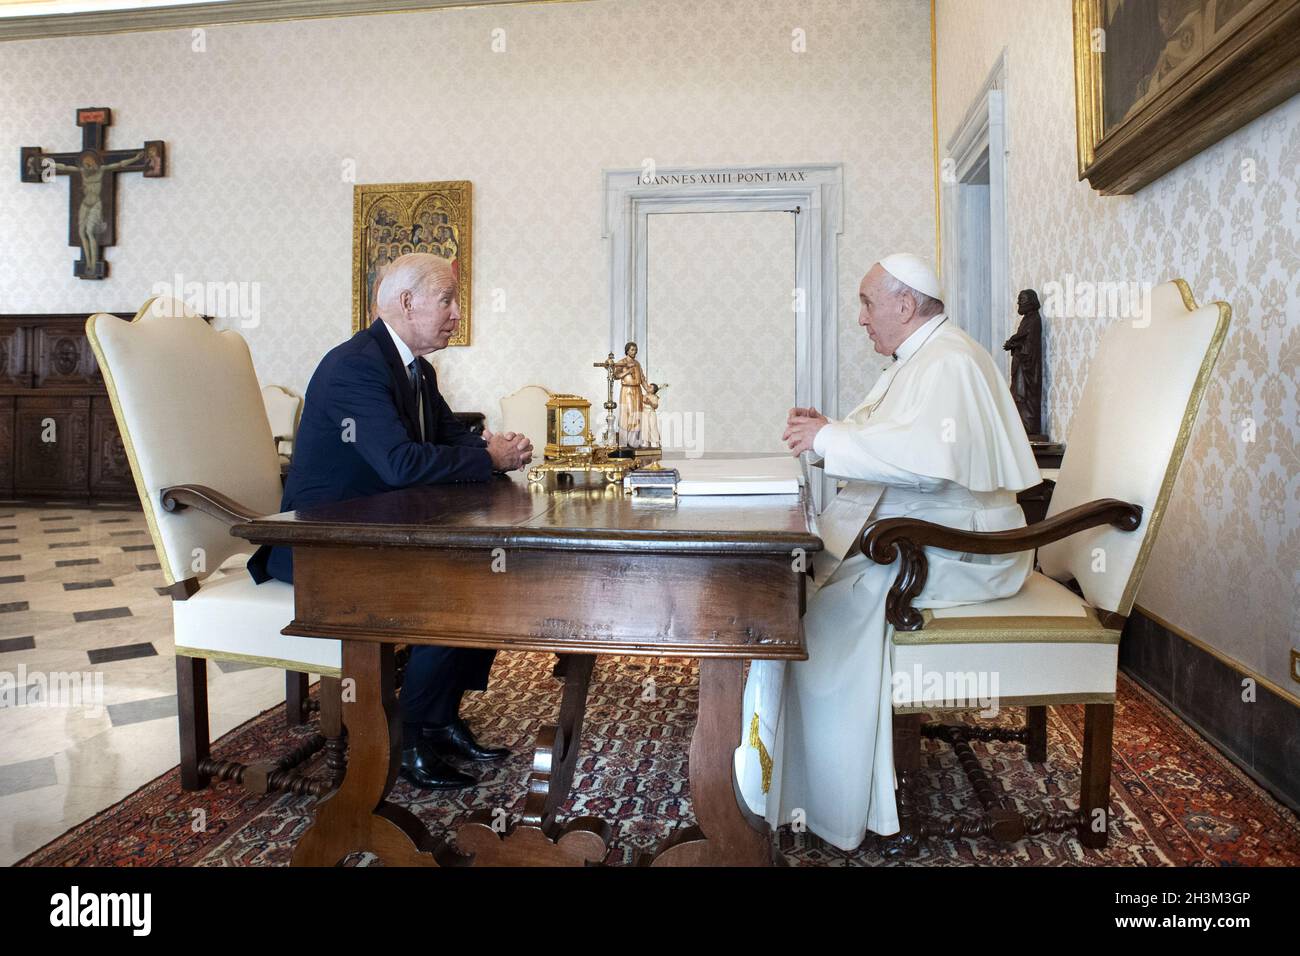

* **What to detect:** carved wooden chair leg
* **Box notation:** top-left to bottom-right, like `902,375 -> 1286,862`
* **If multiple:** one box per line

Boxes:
940,725 -> 1024,843
286,670 -> 310,727
176,655 -> 211,791
175,663 -> 344,799
1077,702 -> 1114,849
1025,705 -> 1048,763
318,675 -> 347,790
885,712 -> 926,858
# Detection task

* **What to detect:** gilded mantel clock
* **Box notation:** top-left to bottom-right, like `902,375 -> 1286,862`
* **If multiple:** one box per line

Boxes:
529,384 -> 657,485
544,393 -> 593,459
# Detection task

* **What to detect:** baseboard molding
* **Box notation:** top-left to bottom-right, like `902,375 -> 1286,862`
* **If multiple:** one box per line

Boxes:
1121,608 -> 1299,813
1135,603 -> 1300,708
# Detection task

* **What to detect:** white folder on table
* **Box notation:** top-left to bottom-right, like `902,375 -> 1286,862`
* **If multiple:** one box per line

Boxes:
673,456 -> 804,496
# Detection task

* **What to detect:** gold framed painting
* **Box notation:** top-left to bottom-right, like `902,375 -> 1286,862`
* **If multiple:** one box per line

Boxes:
1073,0 -> 1300,194
351,180 -> 472,345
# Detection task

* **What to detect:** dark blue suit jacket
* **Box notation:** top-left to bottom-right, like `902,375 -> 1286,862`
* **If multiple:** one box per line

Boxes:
248,319 -> 492,583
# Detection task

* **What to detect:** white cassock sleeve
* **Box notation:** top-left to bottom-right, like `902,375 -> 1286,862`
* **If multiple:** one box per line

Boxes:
813,422 -> 947,489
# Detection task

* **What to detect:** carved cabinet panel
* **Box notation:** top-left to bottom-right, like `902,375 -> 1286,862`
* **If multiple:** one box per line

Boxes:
0,326 -> 27,389
90,397 -> 134,496
33,324 -> 99,389
0,397 -> 13,497
14,396 -> 90,497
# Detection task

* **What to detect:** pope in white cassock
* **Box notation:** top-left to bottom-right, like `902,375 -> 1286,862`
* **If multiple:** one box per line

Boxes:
735,253 -> 1041,850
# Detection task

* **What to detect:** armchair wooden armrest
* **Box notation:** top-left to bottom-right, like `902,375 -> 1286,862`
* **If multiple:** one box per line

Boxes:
861,498 -> 1142,631
160,484 -> 264,526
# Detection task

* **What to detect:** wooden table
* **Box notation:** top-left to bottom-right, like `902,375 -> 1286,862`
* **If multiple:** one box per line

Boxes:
233,474 -> 820,867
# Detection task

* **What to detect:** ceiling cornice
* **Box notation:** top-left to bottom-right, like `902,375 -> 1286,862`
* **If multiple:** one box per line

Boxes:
0,0 -> 583,42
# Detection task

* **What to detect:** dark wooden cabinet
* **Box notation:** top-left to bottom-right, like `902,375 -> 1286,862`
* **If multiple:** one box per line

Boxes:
0,397 -> 13,496
0,313 -> 136,503
0,326 -> 28,389
33,323 -> 101,389
90,396 -> 135,495
14,396 -> 90,496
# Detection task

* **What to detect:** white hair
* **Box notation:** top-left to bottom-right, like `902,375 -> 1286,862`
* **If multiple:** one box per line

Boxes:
879,270 -> 945,318
376,253 -> 455,317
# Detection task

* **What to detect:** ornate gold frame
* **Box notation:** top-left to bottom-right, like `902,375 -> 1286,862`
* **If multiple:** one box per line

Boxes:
351,180 -> 472,345
1072,0 -> 1300,195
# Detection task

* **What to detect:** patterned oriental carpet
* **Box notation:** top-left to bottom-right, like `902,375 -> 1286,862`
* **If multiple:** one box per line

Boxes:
19,653 -> 1300,867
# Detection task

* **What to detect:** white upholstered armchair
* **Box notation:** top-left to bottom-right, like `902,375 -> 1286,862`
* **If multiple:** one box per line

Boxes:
87,298 -> 342,796
500,384 -> 552,456
261,384 -> 302,467
862,279 -> 1230,852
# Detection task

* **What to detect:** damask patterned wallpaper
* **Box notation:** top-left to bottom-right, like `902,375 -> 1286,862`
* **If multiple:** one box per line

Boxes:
935,0 -> 1300,695
0,0 -> 934,438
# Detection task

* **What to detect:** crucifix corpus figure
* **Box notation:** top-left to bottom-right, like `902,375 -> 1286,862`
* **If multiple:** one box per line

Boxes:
21,107 -> 166,279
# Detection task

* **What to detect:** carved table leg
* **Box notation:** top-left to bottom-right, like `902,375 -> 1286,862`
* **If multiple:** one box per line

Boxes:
292,640 -> 457,867
651,658 -> 774,867
457,653 -> 610,865
543,653 -> 597,821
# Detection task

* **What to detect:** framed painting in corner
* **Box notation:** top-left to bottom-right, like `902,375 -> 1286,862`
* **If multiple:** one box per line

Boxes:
1073,0 -> 1300,194
352,180 -> 472,345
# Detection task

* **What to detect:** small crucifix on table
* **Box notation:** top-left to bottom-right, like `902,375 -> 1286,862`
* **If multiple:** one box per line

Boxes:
21,107 -> 166,280
593,351 -> 621,448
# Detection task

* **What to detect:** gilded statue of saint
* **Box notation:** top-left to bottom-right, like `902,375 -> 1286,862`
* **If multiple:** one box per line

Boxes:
613,341 -> 646,445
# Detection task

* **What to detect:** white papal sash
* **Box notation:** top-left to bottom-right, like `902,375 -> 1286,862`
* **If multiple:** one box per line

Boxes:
810,480 -> 885,587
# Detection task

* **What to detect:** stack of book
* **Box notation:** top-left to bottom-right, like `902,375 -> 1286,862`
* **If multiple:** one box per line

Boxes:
623,467 -> 680,499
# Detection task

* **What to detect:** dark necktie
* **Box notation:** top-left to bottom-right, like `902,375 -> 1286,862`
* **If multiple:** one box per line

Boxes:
407,359 -> 426,441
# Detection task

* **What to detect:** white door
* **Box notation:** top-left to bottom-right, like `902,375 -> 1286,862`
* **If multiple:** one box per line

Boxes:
645,210 -> 796,455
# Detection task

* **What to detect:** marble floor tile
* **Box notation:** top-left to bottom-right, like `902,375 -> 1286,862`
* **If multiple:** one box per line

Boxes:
0,505 -> 295,865
0,755 -> 58,798
106,694 -> 177,727
86,641 -> 156,664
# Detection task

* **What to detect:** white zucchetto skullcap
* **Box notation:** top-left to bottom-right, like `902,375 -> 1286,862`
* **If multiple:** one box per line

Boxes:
879,253 -> 943,301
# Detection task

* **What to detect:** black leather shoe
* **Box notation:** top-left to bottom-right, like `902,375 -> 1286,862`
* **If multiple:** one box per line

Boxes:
423,718 -> 510,762
400,740 -> 477,790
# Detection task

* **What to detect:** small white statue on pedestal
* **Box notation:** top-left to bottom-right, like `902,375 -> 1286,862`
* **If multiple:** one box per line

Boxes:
640,382 -> 664,448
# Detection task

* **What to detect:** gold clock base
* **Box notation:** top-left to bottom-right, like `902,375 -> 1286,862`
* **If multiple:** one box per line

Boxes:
527,447 -> 662,485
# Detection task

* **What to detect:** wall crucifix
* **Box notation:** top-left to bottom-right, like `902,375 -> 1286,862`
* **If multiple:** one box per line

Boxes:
20,107 -> 166,280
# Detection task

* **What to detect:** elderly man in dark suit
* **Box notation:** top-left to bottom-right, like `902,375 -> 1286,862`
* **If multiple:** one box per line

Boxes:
248,253 -> 533,790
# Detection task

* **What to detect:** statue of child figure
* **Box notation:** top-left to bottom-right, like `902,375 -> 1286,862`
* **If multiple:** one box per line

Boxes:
640,382 -> 665,448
